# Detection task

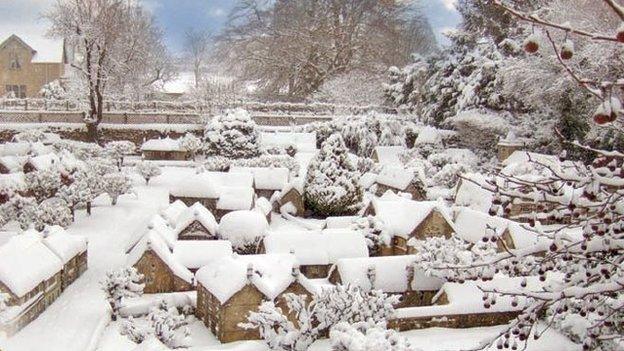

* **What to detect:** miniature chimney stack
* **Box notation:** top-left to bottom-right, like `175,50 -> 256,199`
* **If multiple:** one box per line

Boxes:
366,266 -> 377,288
246,263 -> 254,280
405,264 -> 415,288
497,131 -> 524,163
291,263 -> 300,278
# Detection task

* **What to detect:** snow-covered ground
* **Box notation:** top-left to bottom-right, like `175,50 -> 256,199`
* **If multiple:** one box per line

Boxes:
0,184 -> 169,351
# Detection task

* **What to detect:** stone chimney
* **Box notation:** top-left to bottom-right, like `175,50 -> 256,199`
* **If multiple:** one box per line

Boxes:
291,263 -> 300,278
246,263 -> 254,280
497,131 -> 524,163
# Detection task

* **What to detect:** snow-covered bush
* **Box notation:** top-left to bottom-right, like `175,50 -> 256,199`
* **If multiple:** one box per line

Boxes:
378,119 -> 407,147
0,195 -> 38,229
202,154 -> 300,177
102,172 -> 132,205
135,162 -> 162,185
25,169 -> 63,202
105,141 -> 136,170
242,284 -> 399,351
351,216 -> 391,256
304,134 -> 363,216
40,80 -> 66,100
147,300 -> 191,348
119,316 -> 147,344
447,109 -> 509,153
34,198 -> 73,230
219,210 -> 268,254
13,129 -> 55,143
179,133 -> 203,160
101,267 -> 144,320
53,140 -> 104,159
204,108 -> 261,159
330,321 -> 418,351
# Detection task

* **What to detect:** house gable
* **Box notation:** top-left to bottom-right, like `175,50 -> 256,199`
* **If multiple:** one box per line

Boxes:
410,210 -> 454,240
178,220 -> 217,240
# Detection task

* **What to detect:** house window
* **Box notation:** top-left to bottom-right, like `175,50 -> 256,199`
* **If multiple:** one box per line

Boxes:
9,52 -> 21,70
5,85 -> 26,98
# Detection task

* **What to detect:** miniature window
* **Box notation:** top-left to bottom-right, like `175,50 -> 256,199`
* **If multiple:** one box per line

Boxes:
9,52 -> 21,70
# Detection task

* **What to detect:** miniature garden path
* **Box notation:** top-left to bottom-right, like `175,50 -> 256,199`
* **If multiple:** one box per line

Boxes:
1,186 -> 169,351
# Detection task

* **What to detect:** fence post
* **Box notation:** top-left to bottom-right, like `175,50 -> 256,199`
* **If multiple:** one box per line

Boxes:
65,100 -> 69,111
24,99 -> 28,111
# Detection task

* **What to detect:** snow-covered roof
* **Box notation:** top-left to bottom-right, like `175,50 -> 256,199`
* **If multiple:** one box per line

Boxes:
333,255 -> 444,293
263,229 -> 368,265
414,126 -> 442,145
159,200 -> 189,224
376,166 -> 415,190
141,137 -> 182,152
325,216 -> 358,229
0,142 -> 30,157
0,172 -> 26,191
229,166 -> 290,191
373,194 -> 455,238
0,34 -> 64,63
360,172 -> 378,189
500,151 -> 579,179
0,156 -> 27,173
42,226 -> 87,264
172,202 -> 218,237
127,231 -> 194,284
278,178 -> 304,198
0,230 -> 63,297
146,214 -> 177,250
172,240 -> 233,270
260,132 -> 317,153
216,186 -> 255,211
27,153 -> 60,171
195,253 -> 303,304
169,171 -> 254,199
453,207 -> 550,250
219,210 -> 269,249
454,173 -> 494,213
396,276 -> 545,319
254,197 -> 272,216
373,146 -> 405,165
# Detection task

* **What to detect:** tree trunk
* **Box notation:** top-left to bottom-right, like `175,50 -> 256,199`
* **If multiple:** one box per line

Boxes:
111,196 -> 118,206
87,201 -> 92,216
86,121 -> 99,143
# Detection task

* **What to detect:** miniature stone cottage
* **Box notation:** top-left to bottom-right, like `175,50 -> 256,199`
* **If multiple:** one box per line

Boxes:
141,137 -> 189,161
275,178 -> 305,216
374,167 -> 426,201
171,202 -> 218,240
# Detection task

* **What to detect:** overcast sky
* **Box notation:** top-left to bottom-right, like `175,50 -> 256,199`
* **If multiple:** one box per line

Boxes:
0,0 -> 461,53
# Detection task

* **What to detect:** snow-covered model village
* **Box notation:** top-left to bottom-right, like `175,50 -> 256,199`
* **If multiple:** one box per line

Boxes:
0,0 -> 623,350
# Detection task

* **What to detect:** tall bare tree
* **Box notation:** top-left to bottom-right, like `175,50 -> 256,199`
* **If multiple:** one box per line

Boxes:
184,29 -> 211,89
218,0 -> 436,99
46,0 -> 173,141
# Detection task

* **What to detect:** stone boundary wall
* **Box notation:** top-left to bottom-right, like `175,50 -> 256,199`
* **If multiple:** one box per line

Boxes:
0,111 -> 333,126
388,311 -> 520,331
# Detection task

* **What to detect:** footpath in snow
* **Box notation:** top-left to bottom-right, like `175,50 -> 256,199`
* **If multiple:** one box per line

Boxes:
0,186 -> 169,351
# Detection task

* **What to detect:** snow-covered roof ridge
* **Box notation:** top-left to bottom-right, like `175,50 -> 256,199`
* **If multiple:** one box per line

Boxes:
333,255 -> 444,293
278,177 -> 305,197
0,230 -> 63,297
263,229 -> 368,265
373,194 -> 456,238
172,240 -> 233,270
172,202 -> 218,237
0,34 -> 65,63
42,225 -> 88,264
216,186 -> 255,211
127,231 -> 194,284
195,253 -> 305,304
376,166 -> 416,190
229,166 -> 290,191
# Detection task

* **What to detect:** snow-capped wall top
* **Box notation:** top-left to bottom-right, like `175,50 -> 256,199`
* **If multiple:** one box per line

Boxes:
219,210 -> 269,249
372,194 -> 455,238
172,202 -> 218,237
333,255 -> 443,293
373,146 -> 405,165
195,253 -> 302,304
263,229 -> 368,265
172,240 -> 233,270
260,132 -> 317,153
42,225 -> 87,264
216,186 -> 255,211
229,166 -> 290,191
0,231 -> 63,297
141,137 -> 182,152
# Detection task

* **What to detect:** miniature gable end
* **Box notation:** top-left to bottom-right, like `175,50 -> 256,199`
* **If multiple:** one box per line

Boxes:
410,210 -> 454,241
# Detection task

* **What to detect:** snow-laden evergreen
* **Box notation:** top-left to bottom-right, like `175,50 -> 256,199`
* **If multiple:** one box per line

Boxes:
135,162 -> 162,185
330,321 -> 417,351
101,267 -> 144,320
304,134 -> 363,216
204,108 -> 262,159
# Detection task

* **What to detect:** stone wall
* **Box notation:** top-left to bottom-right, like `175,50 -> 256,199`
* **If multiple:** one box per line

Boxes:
133,250 -> 193,293
388,310 -> 520,331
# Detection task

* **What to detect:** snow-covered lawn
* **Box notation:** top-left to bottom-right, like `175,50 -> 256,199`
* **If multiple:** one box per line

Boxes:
0,184 -> 169,351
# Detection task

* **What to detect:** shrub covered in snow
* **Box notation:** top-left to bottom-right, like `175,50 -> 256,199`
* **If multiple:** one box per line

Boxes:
25,169 -> 63,202
204,108 -> 261,159
147,300 -> 191,348
202,154 -> 300,178
34,198 -> 73,230
178,133 -> 203,160
53,140 -> 104,159
313,70 -> 386,107
447,109 -> 509,154
101,267 -> 144,320
242,284 -> 399,351
218,210 -> 268,254
304,134 -> 363,216
40,80 -> 66,100
351,216 -> 391,256
120,316 -> 148,344
330,321 -> 418,351
102,172 -> 133,205
105,141 -> 136,170
0,195 -> 38,229
135,162 -> 162,185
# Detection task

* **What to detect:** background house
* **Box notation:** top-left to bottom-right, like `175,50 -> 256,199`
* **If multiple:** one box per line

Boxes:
0,34 -> 68,98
